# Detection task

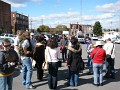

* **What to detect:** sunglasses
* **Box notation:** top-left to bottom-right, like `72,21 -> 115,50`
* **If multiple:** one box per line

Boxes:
3,44 -> 11,47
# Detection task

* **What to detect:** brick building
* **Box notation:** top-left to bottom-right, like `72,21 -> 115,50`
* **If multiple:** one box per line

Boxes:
0,0 -> 11,33
11,12 -> 29,34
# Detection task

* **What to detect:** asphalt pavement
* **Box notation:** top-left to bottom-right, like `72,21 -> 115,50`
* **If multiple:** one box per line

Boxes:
13,43 -> 120,90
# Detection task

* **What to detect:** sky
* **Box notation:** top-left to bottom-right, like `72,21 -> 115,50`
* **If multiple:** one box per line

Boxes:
2,0 -> 120,29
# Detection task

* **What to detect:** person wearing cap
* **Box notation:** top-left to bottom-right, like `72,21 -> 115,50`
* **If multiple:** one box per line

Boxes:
30,32 -> 36,50
103,38 -> 115,79
90,41 -> 106,86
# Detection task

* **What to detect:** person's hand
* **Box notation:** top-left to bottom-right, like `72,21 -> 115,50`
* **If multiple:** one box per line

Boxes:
8,62 -> 15,67
27,51 -> 30,54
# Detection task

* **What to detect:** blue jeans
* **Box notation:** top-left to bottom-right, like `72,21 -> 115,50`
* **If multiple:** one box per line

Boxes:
68,71 -> 79,86
21,57 -> 33,88
48,62 -> 58,89
0,75 -> 13,90
93,63 -> 103,84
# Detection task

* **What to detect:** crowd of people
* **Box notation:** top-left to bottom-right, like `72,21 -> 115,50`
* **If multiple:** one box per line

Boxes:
0,31 -> 116,90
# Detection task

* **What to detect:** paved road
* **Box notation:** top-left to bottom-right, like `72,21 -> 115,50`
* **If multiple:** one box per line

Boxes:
13,43 -> 120,90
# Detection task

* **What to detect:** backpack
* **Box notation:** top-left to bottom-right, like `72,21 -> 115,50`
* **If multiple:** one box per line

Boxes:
18,37 -> 25,56
18,37 -> 33,57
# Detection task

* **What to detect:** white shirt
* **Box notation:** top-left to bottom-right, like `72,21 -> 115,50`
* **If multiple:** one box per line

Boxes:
14,36 -> 19,53
103,41 -> 115,58
45,46 -> 60,62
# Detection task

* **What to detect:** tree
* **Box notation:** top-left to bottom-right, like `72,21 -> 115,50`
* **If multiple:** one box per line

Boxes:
93,21 -> 102,36
56,25 -> 68,32
37,25 -> 50,33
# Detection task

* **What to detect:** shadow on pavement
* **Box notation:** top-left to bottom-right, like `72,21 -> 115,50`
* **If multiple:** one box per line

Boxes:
103,68 -> 120,85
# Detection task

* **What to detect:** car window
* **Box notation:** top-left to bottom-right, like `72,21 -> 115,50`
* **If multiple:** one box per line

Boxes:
78,35 -> 84,38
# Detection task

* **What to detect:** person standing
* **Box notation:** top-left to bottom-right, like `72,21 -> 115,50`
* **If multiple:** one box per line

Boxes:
84,37 -> 92,67
45,38 -> 60,90
86,44 -> 94,75
67,36 -> 82,86
90,41 -> 106,86
103,38 -> 115,79
60,34 -> 68,62
0,38 -> 19,90
30,32 -> 36,50
33,34 -> 45,81
20,32 -> 35,89
14,30 -> 23,67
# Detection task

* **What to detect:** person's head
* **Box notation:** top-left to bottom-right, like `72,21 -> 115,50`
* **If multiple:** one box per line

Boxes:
36,34 -> 44,43
30,32 -> 34,38
70,36 -> 78,45
23,31 -> 30,39
17,30 -> 23,37
105,38 -> 111,43
85,37 -> 91,42
89,43 -> 94,49
47,38 -> 58,49
2,38 -> 11,51
62,34 -> 66,39
94,41 -> 103,48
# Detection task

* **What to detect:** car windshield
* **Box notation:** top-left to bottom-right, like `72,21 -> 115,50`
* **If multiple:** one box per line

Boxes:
78,35 -> 84,38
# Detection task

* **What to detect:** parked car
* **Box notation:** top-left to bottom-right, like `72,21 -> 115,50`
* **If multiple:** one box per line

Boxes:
0,33 -> 16,39
0,37 -> 14,49
91,36 -> 98,40
77,35 -> 85,43
115,36 -> 120,44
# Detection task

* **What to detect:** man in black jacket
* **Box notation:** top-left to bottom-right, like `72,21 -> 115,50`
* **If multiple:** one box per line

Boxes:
0,38 -> 19,90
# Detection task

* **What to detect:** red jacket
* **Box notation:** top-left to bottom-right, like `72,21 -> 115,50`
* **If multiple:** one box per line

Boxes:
90,47 -> 106,64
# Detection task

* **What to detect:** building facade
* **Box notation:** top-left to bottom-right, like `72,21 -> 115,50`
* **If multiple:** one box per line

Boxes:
11,12 -> 29,34
0,0 -> 11,33
69,24 -> 93,37
69,24 -> 82,37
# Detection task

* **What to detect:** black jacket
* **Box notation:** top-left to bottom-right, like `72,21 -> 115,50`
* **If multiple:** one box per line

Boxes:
0,49 -> 19,74
68,44 -> 82,71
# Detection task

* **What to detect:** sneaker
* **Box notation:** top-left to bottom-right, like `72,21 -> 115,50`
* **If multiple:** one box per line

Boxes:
26,85 -> 35,89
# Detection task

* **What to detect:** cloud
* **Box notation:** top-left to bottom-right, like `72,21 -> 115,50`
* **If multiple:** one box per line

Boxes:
30,11 -> 116,29
31,12 -> 79,20
3,0 -> 42,8
96,1 -> 120,13
83,13 -> 115,21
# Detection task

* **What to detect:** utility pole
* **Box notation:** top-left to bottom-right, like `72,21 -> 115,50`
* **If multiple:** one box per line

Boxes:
30,18 -> 32,31
80,0 -> 82,25
119,15 -> 120,32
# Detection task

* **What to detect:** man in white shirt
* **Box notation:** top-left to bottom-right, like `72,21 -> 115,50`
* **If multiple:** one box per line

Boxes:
103,38 -> 115,79
14,30 -> 23,67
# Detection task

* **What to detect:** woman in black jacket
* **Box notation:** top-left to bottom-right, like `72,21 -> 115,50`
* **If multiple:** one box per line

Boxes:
33,34 -> 45,81
67,36 -> 82,86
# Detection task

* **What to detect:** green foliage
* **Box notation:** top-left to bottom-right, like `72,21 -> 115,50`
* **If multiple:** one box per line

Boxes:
56,25 -> 68,32
37,25 -> 50,33
93,21 -> 102,36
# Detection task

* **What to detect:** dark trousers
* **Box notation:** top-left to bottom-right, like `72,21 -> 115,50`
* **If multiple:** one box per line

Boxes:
62,48 -> 67,62
36,62 -> 44,80
48,62 -> 58,89
105,58 -> 115,78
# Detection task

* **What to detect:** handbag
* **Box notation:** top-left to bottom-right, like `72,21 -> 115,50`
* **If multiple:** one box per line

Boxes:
42,61 -> 48,71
